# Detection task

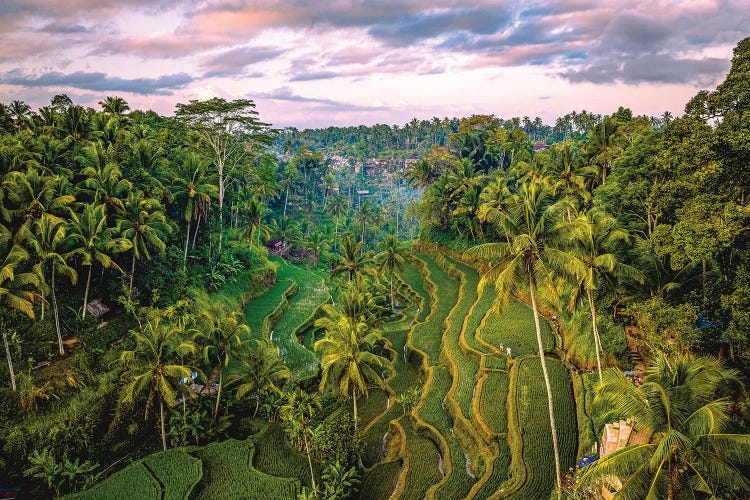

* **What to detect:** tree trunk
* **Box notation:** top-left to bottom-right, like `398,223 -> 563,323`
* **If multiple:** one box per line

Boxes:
129,252 -> 136,299
353,389 -> 358,436
3,331 -> 16,391
218,162 -> 224,257
82,265 -> 92,319
160,396 -> 167,451
304,432 -> 317,491
183,217 -> 191,269
213,369 -> 223,423
40,289 -> 45,321
390,276 -> 395,314
283,185 -> 289,218
702,259 -> 707,305
587,289 -> 603,384
192,214 -> 201,250
253,397 -> 260,418
52,264 -> 64,355
529,280 -> 562,497
334,215 -> 339,251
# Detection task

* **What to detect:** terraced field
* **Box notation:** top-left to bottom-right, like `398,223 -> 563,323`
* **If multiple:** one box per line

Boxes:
79,245 -> 580,500
243,257 -> 330,381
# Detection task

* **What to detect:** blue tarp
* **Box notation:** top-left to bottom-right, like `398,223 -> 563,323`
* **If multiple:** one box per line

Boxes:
578,455 -> 597,468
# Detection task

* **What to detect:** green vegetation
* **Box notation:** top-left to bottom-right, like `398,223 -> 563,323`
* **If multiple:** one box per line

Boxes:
6,36 -> 750,500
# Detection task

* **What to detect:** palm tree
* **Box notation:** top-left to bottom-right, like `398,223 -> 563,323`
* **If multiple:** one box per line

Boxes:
117,192 -> 170,297
19,215 -> 77,355
119,318 -> 195,451
193,307 -> 250,422
168,153 -> 217,267
586,117 -> 622,187
330,232 -> 374,284
239,196 -> 271,248
563,210 -> 643,382
375,235 -> 407,314
98,96 -> 130,116
355,200 -> 376,246
3,167 -> 75,224
77,143 -> 132,215
281,162 -> 301,218
329,194 -> 348,250
0,229 -> 38,390
576,356 -> 750,499
465,180 -> 569,494
542,141 -> 590,221
230,338 -> 291,417
67,204 -> 131,319
281,389 -> 322,492
314,311 -> 391,438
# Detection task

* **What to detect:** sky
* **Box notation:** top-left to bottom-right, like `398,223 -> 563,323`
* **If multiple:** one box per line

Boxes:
0,0 -> 748,129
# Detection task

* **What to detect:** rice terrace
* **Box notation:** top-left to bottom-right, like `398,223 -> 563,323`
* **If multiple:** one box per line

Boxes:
0,2 -> 749,499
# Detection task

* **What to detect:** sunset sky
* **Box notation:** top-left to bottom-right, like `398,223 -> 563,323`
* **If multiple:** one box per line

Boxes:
0,0 -> 747,128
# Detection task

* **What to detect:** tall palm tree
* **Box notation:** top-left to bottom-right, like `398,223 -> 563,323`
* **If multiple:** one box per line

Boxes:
375,235 -> 407,314
329,194 -> 348,250
280,162 -> 301,218
67,204 -> 131,319
330,233 -> 374,284
239,196 -> 270,248
117,192 -> 170,297
586,117 -> 622,187
281,389 -> 322,492
193,307 -> 250,422
355,200 -> 375,246
465,180 -> 569,494
0,229 -> 38,390
19,215 -> 77,355
230,338 -> 291,417
576,356 -> 750,499
168,153 -> 217,267
314,311 -> 391,437
563,210 -> 643,382
77,143 -> 132,215
3,167 -> 75,224
119,318 -> 195,451
98,96 -> 130,116
542,141 -> 590,221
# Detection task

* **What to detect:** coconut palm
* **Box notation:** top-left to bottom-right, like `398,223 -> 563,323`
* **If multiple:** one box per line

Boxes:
230,338 -> 291,417
314,311 -> 391,437
375,235 -> 407,314
193,307 -> 250,422
77,143 -> 132,215
281,389 -> 322,491
168,153 -> 217,267
118,318 -> 195,451
18,215 -> 77,354
116,192 -> 170,297
281,162 -> 301,218
576,356 -> 750,499
239,196 -> 271,248
330,232 -> 375,284
98,96 -> 130,116
465,179 -> 569,494
0,228 -> 38,390
67,204 -> 131,319
542,141 -> 590,221
329,194 -> 348,250
3,167 -> 75,224
563,210 -> 644,382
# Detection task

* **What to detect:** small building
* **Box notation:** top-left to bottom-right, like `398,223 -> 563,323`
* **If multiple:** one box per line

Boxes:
86,299 -> 110,319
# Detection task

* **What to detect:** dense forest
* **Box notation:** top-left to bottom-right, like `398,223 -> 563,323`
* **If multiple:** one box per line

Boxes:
0,36 -> 749,500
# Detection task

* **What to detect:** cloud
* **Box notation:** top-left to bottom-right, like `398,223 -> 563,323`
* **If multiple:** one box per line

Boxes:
367,5 -> 513,46
562,54 -> 729,85
0,70 -> 193,95
200,46 -> 284,77
258,87 -> 387,112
